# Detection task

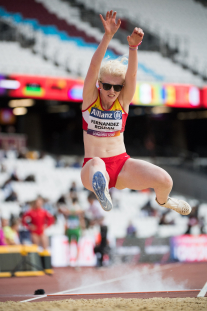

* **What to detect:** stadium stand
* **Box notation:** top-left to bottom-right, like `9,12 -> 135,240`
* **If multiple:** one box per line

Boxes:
0,41 -> 71,76
75,0 -> 207,80
39,0 -> 204,84
0,155 -> 195,239
0,0 -> 204,84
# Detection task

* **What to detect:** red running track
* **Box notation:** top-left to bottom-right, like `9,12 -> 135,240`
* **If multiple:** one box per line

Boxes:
0,263 -> 206,302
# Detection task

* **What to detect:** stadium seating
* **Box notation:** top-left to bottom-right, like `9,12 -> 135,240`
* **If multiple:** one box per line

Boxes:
0,0 -> 203,84
0,0 -> 97,44
0,202 -> 21,219
0,41 -> 71,76
38,0 -> 204,84
138,51 -> 203,85
76,0 -> 207,78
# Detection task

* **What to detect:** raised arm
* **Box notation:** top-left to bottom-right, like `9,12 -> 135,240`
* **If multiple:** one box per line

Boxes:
82,10 -> 121,109
121,27 -> 144,108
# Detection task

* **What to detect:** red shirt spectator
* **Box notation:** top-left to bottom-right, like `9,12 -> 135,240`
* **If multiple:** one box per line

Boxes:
22,196 -> 55,249
22,207 -> 54,235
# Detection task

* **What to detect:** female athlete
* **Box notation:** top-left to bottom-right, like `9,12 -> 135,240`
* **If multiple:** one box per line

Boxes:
81,10 -> 191,216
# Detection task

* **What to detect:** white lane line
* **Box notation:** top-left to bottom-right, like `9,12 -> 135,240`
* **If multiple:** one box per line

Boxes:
20,263 -> 181,303
197,281 -> 207,297
20,294 -> 47,302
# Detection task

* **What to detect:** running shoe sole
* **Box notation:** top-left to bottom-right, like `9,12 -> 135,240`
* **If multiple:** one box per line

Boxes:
92,171 -> 113,212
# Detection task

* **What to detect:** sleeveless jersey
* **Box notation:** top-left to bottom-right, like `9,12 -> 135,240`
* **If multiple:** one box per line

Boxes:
82,91 -> 128,138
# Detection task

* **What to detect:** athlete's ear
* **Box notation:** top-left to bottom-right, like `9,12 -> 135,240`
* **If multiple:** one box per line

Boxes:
98,80 -> 101,89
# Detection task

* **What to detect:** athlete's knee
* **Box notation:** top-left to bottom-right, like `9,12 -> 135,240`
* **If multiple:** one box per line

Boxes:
91,157 -> 105,167
159,170 -> 173,190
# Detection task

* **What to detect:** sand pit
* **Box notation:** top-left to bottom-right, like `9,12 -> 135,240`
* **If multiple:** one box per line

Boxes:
0,297 -> 207,311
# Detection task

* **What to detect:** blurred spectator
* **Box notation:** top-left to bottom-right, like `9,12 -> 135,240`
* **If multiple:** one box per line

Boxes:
0,163 -> 7,173
126,221 -> 137,237
5,190 -> 18,202
94,225 -> 110,267
185,205 -> 199,235
10,169 -> 20,182
38,151 -> 46,159
1,171 -> 19,201
71,157 -> 82,168
69,181 -> 78,200
140,198 -> 157,217
55,156 -> 65,168
1,141 -> 9,158
22,196 -> 55,249
24,174 -> 35,182
16,147 -> 27,159
0,219 -> 6,245
57,195 -> 67,205
0,228 -> 6,245
26,150 -> 38,160
2,178 -> 14,194
43,198 -> 56,216
60,197 -> 84,266
57,194 -> 70,211
85,192 -> 104,227
2,218 -> 20,245
59,197 -> 85,230
199,216 -> 206,234
159,210 -> 175,225
18,212 -> 31,245
2,167 -> 20,185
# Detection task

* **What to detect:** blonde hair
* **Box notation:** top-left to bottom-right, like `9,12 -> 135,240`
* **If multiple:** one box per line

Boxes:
98,56 -> 128,82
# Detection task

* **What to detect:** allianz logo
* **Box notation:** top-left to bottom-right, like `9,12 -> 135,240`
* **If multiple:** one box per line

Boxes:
90,108 -> 122,120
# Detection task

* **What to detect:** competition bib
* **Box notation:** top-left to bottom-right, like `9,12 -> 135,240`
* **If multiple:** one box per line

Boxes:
87,107 -> 122,137
67,216 -> 80,229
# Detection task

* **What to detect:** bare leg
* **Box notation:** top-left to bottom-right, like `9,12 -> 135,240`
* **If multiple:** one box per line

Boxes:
75,239 -> 79,265
40,234 -> 48,250
115,158 -> 172,204
31,233 -> 40,246
116,158 -> 191,215
81,157 -> 112,211
81,157 -> 109,191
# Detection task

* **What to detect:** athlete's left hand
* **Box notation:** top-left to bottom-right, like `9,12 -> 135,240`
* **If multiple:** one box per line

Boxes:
127,27 -> 144,46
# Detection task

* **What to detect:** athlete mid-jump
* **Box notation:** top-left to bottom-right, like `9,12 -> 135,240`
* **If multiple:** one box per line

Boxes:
81,10 -> 191,216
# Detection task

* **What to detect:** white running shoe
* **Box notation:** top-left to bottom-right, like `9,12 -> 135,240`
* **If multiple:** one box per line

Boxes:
155,197 -> 191,215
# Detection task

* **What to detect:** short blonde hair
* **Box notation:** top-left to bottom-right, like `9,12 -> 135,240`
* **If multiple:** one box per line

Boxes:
98,57 -> 128,82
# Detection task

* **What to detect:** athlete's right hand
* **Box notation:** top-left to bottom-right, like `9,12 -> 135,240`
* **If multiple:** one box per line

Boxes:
100,10 -> 121,38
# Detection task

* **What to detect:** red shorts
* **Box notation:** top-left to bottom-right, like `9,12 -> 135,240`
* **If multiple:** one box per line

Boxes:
82,153 -> 130,189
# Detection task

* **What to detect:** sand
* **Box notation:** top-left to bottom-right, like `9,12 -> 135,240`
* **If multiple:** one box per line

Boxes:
0,298 -> 207,311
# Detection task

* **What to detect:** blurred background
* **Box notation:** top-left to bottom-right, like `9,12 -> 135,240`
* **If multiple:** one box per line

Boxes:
0,0 -> 207,274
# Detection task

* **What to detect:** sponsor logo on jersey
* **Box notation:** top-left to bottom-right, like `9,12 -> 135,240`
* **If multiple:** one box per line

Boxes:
87,129 -> 120,137
114,111 -> 122,120
90,108 -> 122,120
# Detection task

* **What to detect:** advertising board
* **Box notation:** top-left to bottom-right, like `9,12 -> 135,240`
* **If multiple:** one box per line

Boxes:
132,83 -> 201,108
0,74 -> 84,102
116,237 -> 171,263
170,235 -> 207,262
201,86 -> 207,107
0,73 -> 203,108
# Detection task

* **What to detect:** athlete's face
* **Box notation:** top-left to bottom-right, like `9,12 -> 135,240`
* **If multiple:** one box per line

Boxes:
98,74 -> 124,105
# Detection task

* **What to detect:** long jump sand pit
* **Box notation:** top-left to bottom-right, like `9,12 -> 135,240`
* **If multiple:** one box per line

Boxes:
1,264 -> 207,310
1,297 -> 207,311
